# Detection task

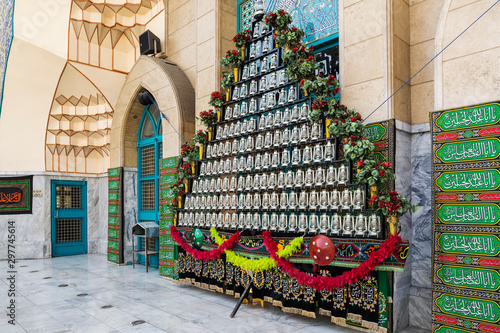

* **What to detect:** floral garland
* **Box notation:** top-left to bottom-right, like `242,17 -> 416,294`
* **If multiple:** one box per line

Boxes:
262,231 -> 401,291
170,226 -> 240,261
211,228 -> 303,272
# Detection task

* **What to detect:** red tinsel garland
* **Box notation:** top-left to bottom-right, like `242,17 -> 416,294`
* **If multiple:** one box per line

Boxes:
170,226 -> 241,261
262,231 -> 401,291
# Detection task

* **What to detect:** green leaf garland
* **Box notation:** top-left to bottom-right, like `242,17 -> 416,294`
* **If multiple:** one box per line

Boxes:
210,228 -> 303,272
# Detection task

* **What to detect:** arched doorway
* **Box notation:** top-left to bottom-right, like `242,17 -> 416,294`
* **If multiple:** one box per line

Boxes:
109,56 -> 195,265
137,103 -> 162,266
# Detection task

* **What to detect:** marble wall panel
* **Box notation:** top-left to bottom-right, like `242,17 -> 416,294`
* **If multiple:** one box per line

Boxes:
393,128 -> 413,331
123,168 -> 138,264
0,172 -> 109,260
409,129 -> 433,329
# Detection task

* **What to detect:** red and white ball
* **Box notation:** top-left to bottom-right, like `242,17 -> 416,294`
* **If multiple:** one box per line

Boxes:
309,235 -> 335,266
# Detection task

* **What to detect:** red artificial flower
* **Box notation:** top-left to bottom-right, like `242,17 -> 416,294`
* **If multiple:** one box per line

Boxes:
361,136 -> 366,140
357,160 -> 364,167
379,169 -> 385,176
333,88 -> 340,95
176,180 -> 181,185
379,201 -> 385,208
391,195 -> 397,201
350,116 -> 356,122
299,79 -> 304,86
293,47 -> 298,53
357,114 -> 362,120
389,191 -> 398,195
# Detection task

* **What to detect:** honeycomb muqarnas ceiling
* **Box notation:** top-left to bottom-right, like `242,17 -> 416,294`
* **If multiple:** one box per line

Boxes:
46,64 -> 114,174
69,0 -> 164,72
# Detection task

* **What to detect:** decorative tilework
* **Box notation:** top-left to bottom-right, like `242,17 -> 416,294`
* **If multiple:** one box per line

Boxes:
240,0 -> 256,31
239,0 -> 339,44
0,0 -> 14,114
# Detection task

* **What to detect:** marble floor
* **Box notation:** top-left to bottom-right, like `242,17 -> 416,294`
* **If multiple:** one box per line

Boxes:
0,254 -> 428,333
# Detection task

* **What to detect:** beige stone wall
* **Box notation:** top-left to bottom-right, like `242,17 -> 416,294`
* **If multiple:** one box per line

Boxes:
410,0 -> 445,124
344,0 -> 411,124
166,0 -> 228,132
438,0 -> 500,111
409,0 -> 500,124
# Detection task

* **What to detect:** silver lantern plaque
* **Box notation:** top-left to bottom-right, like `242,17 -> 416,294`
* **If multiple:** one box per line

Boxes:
309,190 -> 319,210
288,85 -> 296,103
240,83 -> 247,98
298,191 -> 308,209
330,189 -> 340,209
295,169 -> 304,187
278,88 -> 287,105
298,213 -> 308,233
324,141 -> 334,162
242,65 -> 249,80
311,122 -> 321,140
309,214 -> 319,234
331,213 -> 341,236
249,61 -> 258,77
368,214 -> 381,238
269,71 -> 277,89
282,127 -> 291,145
271,150 -> 280,168
270,53 -> 278,69
249,98 -> 257,113
285,171 -> 294,188
355,214 -> 367,237
277,171 -> 286,189
262,213 -> 270,230
291,147 -> 301,165
253,213 -> 261,230
225,106 -> 232,120
280,191 -> 288,209
302,145 -> 312,164
341,189 -> 352,210
260,76 -> 267,92
289,213 -> 298,231
291,104 -> 300,121
260,94 -> 267,111
300,103 -> 309,120
283,107 -> 291,124
342,213 -> 354,236
278,213 -> 288,232
304,168 -> 314,187
289,192 -> 298,209
270,213 -> 279,231
337,165 -> 349,185
320,189 -> 329,209
313,144 -> 323,163
319,214 -> 330,234
353,188 -> 365,210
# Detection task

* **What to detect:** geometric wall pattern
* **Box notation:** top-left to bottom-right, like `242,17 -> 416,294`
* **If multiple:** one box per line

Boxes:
45,65 -> 113,174
240,0 -> 338,44
69,0 -> 164,73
